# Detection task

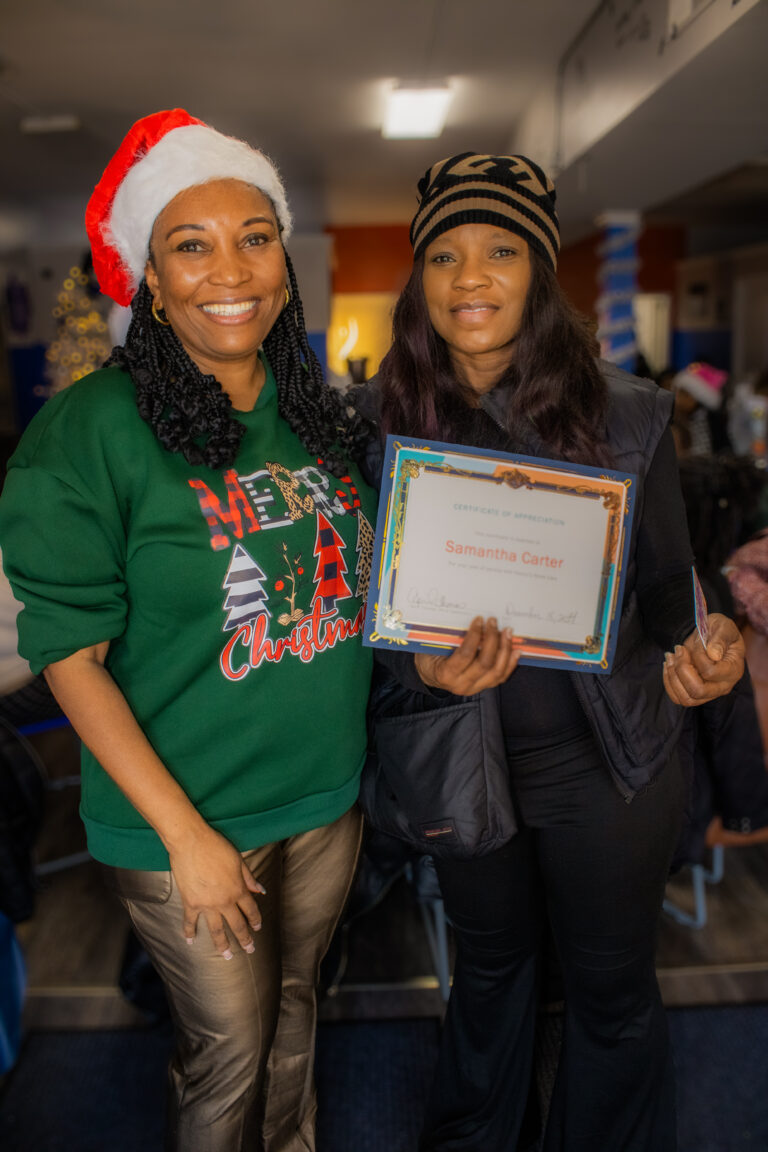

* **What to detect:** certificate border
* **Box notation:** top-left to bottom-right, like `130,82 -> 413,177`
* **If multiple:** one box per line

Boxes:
362,435 -> 636,674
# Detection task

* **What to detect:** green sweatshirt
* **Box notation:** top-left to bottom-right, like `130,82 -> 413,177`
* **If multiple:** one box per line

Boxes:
0,364 -> 375,868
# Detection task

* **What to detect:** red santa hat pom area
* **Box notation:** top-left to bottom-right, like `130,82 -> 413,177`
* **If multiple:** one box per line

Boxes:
85,108 -> 293,307
673,362 -> 728,411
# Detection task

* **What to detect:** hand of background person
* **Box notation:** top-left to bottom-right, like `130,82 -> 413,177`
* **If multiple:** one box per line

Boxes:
662,612 -> 745,707
415,616 -> 519,695
169,826 -> 266,958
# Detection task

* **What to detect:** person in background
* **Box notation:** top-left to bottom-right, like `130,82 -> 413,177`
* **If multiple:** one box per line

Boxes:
725,527 -> 768,756
655,366 -> 676,392
356,153 -> 745,1151
728,365 -> 768,460
633,350 -> 653,380
0,109 -> 374,1152
672,361 -> 729,455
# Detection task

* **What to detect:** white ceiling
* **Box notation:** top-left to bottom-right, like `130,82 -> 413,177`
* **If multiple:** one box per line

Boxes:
0,0 -> 766,245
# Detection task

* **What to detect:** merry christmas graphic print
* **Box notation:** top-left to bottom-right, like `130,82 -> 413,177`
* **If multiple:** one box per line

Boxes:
187,458 -> 373,680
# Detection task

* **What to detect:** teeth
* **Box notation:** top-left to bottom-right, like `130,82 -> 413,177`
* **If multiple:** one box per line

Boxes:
202,301 -> 255,316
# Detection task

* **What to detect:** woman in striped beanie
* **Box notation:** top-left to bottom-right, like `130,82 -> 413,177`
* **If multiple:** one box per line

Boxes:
358,153 -> 745,1151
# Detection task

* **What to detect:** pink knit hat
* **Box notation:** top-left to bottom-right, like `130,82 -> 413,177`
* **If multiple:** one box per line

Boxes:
673,362 -> 727,411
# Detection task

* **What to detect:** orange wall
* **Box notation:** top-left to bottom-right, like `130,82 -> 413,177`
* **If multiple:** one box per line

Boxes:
326,225 -> 413,294
637,225 -> 688,308
557,234 -> 600,317
557,226 -> 687,319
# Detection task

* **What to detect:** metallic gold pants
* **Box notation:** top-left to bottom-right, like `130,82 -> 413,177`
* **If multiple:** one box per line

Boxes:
104,806 -> 362,1152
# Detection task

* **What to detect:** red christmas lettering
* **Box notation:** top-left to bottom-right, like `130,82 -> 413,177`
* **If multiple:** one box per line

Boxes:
189,469 -> 260,551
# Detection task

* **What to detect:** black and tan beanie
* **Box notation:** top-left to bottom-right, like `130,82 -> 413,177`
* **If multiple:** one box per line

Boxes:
409,152 -> 560,271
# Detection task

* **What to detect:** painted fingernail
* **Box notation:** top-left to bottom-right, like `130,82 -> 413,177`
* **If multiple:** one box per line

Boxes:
255,883 -> 267,894
222,948 -> 234,961
185,936 -> 195,947
244,942 -> 255,954
251,922 -> 262,932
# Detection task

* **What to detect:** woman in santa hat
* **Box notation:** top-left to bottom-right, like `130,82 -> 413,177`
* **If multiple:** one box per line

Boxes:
0,110 -> 374,1152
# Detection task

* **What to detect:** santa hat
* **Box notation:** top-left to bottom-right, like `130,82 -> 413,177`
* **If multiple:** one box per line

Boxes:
673,362 -> 727,411
85,109 -> 293,307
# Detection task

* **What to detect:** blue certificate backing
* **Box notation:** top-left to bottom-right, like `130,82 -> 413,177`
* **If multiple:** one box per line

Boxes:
363,435 -> 637,674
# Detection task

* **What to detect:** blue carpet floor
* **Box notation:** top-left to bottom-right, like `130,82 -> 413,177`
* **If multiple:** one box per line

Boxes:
0,1007 -> 765,1151
669,1005 -> 768,1152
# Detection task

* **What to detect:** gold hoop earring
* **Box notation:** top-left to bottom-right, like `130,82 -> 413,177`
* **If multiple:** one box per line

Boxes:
284,287 -> 291,309
151,301 -> 170,326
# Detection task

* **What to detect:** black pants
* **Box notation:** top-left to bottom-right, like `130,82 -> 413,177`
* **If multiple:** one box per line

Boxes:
420,734 -> 686,1152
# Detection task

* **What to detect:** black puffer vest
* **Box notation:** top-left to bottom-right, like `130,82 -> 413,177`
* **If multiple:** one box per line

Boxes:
358,362 -> 685,803
567,364 -> 684,798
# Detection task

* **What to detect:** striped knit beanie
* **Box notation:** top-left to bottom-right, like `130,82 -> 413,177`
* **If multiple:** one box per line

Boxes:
410,153 -> 559,271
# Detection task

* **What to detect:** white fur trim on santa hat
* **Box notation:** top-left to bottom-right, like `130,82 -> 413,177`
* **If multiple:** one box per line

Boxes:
106,123 -> 292,296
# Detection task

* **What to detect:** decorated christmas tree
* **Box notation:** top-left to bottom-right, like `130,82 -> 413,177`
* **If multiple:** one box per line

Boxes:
45,260 -> 112,395
221,545 -> 272,631
311,513 -> 352,612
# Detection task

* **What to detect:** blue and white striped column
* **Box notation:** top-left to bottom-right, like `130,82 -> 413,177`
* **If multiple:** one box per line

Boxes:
596,211 -> 641,372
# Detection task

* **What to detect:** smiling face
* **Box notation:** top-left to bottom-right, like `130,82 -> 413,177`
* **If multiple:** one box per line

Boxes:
421,222 -> 532,394
144,178 -> 287,383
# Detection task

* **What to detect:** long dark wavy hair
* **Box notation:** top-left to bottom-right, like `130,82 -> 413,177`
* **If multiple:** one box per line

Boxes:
106,252 -> 368,477
378,246 -> 611,467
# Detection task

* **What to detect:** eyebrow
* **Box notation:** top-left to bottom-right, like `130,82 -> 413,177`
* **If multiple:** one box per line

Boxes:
164,215 -> 276,240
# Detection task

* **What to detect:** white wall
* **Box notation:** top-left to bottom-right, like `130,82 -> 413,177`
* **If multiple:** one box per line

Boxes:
730,244 -> 768,381
514,0 -> 763,174
285,234 -> 332,333
556,0 -> 762,171
541,0 -> 767,243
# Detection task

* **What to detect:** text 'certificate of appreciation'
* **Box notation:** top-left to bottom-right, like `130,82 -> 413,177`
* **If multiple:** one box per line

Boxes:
363,436 -> 636,673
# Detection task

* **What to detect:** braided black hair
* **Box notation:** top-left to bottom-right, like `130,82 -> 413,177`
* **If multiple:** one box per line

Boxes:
106,253 -> 369,476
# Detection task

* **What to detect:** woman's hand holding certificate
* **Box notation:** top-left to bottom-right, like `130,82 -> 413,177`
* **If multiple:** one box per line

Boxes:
415,616 -> 519,693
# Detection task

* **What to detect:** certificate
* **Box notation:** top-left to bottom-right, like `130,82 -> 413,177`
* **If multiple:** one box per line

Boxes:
363,436 -> 636,673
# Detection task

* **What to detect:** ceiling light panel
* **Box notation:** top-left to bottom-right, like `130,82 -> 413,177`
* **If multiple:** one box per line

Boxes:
382,87 -> 453,139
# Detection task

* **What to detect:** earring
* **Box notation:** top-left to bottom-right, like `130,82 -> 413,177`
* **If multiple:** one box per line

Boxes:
151,301 -> 170,326
284,287 -> 291,309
